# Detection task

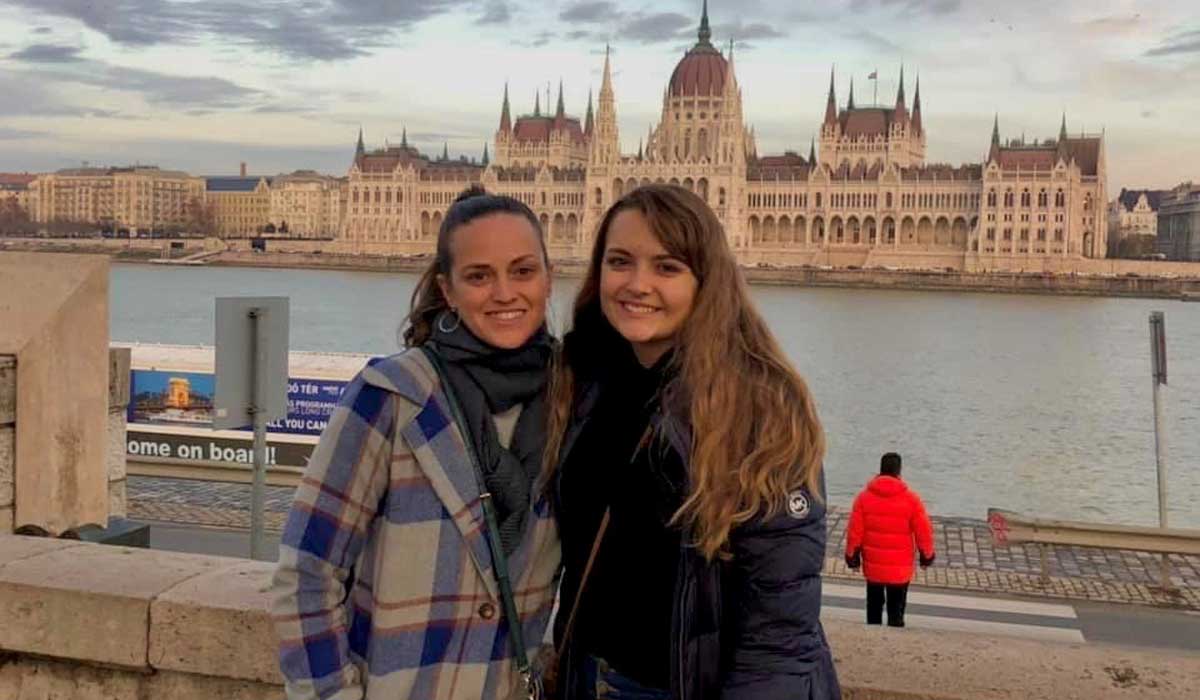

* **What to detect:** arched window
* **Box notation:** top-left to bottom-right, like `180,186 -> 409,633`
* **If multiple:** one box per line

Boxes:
1038,189 -> 1048,207
1055,189 -> 1065,207
987,189 -> 997,207
1004,190 -> 1014,208
1021,189 -> 1031,207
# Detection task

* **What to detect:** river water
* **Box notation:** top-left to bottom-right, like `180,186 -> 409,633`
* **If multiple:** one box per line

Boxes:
111,263 -> 1200,527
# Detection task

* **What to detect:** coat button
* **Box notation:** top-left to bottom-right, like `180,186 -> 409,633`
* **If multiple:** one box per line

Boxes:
478,603 -> 496,620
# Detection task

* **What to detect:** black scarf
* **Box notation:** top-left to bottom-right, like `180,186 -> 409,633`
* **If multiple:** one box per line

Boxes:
427,315 -> 553,556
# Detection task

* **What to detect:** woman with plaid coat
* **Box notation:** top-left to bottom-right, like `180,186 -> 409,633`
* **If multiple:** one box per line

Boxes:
272,187 -> 561,700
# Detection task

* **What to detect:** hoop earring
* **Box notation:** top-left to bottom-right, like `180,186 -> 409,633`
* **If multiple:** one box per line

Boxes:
437,309 -> 461,334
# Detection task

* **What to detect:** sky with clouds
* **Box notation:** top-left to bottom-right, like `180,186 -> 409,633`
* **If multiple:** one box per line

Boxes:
0,0 -> 1196,191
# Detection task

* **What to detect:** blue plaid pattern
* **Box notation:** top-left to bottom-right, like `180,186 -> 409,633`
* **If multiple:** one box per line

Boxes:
272,350 -> 561,700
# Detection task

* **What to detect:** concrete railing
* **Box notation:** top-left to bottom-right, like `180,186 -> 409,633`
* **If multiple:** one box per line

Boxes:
2,534 -> 1198,699
988,508 -> 1200,584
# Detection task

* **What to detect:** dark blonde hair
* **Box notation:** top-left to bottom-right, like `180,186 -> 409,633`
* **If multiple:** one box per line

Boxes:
402,185 -> 548,346
543,184 -> 826,561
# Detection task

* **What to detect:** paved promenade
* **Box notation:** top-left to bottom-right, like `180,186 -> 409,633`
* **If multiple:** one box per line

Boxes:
128,476 -> 1200,610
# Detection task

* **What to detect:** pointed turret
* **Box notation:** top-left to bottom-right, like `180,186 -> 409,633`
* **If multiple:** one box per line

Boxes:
555,79 -> 565,118
482,142 -> 490,167
584,89 -> 594,136
600,44 -> 613,100
848,77 -> 855,110
912,75 -> 923,134
698,0 -> 712,46
1057,113 -> 1070,162
808,136 -> 817,165
637,139 -> 643,160
534,91 -> 541,117
989,114 -> 1001,162
441,142 -> 449,161
355,127 -> 365,156
824,67 -> 837,126
592,44 -> 619,164
400,126 -> 408,148
499,83 -> 512,132
894,64 -> 908,122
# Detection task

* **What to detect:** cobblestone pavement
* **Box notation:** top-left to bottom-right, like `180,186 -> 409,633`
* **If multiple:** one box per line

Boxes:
129,476 -> 1200,610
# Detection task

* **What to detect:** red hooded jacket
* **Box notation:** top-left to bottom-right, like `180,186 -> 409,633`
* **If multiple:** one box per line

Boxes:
845,475 -> 935,585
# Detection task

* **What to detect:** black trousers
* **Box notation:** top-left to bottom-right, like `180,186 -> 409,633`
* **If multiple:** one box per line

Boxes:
866,582 -> 909,627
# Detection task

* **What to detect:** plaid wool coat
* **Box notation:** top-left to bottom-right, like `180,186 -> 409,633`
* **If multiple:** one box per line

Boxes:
272,349 -> 561,700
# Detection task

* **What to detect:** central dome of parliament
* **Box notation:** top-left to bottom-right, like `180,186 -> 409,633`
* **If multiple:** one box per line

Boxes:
667,2 -> 728,97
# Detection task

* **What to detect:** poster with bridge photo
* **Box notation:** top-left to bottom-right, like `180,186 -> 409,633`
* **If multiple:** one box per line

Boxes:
128,369 -> 347,436
129,370 -> 216,427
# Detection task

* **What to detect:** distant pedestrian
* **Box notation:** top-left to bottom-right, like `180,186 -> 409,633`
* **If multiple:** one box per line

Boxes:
844,452 -> 935,627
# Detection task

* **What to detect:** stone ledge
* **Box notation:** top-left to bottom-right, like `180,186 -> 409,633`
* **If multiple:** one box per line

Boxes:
0,537 -> 234,669
150,559 -> 281,684
0,655 -> 283,700
827,622 -> 1200,699
1,534 -> 1198,699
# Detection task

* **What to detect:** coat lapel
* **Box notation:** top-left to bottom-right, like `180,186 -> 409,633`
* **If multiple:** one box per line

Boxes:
363,351 -> 499,600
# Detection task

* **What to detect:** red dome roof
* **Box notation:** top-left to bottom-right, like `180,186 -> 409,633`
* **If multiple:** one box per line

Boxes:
668,45 -> 727,97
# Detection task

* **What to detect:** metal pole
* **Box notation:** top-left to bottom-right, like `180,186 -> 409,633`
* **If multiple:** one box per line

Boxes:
1149,311 -> 1171,589
249,307 -> 269,561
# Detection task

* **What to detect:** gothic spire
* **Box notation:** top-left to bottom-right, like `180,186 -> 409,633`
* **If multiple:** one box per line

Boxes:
1057,113 -> 1070,161
600,44 -> 613,98
988,113 -> 1001,162
911,75 -> 923,133
698,0 -> 712,46
824,66 -> 837,125
556,79 -> 565,118
400,126 -> 408,148
482,142 -> 490,166
441,142 -> 449,161
499,83 -> 511,132
355,126 -> 365,156
896,64 -> 906,107
584,89 -> 594,135
534,91 -> 541,117
808,136 -> 816,165
848,77 -> 855,110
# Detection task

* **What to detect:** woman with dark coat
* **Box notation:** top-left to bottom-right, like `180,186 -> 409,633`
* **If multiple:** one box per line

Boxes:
542,185 -> 840,700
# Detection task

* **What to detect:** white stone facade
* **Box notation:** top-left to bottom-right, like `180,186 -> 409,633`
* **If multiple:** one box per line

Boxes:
334,6 -> 1109,269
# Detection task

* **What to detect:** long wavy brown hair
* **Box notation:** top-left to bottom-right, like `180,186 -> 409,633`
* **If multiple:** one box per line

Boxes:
543,184 -> 826,561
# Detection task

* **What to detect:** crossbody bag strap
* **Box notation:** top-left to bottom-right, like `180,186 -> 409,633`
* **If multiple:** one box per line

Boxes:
420,347 -> 537,694
555,507 -> 610,658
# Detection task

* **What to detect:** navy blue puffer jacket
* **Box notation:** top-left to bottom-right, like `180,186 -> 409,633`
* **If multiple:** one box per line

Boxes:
554,382 -> 840,700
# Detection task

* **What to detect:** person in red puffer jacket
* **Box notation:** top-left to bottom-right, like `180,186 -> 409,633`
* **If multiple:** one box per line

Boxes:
844,452 -> 935,627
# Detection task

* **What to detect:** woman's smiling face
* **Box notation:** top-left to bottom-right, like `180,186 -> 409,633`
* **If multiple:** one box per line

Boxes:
598,208 -> 698,367
437,212 -> 550,348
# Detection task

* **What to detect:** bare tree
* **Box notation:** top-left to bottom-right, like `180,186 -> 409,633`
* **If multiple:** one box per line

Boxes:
186,196 -> 218,236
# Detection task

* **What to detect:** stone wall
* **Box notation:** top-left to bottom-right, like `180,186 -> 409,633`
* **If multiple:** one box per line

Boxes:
0,348 -> 128,536
0,535 -> 281,699
1,533 -> 1198,699
0,357 -> 13,533
108,348 -> 130,519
